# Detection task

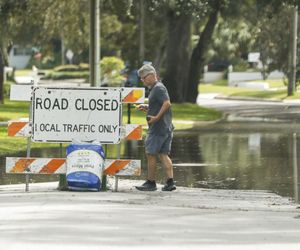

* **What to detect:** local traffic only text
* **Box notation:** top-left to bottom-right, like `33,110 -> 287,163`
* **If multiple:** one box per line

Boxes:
35,123 -> 119,133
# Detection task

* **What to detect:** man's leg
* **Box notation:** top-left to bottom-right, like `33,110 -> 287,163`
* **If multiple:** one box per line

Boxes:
159,154 -> 173,179
135,153 -> 157,191
159,153 -> 176,191
147,154 -> 157,181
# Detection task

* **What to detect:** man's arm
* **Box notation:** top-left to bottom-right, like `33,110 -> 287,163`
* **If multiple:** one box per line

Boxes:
135,104 -> 148,112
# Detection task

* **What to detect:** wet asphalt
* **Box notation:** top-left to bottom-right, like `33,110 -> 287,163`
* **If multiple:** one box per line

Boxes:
197,93 -> 300,122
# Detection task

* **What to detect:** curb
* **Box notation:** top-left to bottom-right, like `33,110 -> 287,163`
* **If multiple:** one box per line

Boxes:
215,95 -> 282,103
0,122 -> 8,127
215,94 -> 300,104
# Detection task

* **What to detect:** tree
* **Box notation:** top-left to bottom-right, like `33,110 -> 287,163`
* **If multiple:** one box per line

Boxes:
159,0 -> 214,103
0,0 -> 29,104
163,8 -> 191,102
254,5 -> 292,78
185,0 -> 222,102
144,0 -> 253,103
185,0 -> 257,103
252,0 -> 300,95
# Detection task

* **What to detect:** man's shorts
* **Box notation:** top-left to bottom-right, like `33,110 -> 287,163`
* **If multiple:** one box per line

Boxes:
145,132 -> 173,155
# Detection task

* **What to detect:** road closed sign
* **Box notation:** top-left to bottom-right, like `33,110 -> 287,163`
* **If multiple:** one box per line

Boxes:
32,87 -> 122,143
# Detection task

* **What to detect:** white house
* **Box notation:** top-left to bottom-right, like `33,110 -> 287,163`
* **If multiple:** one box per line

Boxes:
8,45 -> 31,69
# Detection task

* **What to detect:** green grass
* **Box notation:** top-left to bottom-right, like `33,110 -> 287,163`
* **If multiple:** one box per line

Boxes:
0,127 -> 61,156
173,103 -> 221,121
0,100 -> 30,121
122,103 -> 222,130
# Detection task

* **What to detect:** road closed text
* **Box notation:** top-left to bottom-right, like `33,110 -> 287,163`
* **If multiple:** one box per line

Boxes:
35,97 -> 119,111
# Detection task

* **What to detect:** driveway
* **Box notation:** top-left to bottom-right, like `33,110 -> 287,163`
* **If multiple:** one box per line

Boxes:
197,93 -> 300,122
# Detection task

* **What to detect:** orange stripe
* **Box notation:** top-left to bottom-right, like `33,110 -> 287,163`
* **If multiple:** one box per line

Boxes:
8,122 -> 28,136
122,90 -> 143,103
126,125 -> 142,140
11,158 -> 35,173
104,160 -> 130,175
39,159 -> 66,173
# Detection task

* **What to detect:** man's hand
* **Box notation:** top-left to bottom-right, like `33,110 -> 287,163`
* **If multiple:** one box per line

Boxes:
135,104 -> 148,112
147,115 -> 159,125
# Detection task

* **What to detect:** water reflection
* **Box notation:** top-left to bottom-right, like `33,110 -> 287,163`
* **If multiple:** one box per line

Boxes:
169,130 -> 299,201
0,126 -> 299,202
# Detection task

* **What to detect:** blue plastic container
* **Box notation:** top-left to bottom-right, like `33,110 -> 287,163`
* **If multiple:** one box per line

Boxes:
66,143 -> 105,191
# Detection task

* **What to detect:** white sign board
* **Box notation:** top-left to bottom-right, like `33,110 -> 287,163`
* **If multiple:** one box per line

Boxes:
10,84 -> 33,101
32,87 -> 122,143
248,52 -> 260,62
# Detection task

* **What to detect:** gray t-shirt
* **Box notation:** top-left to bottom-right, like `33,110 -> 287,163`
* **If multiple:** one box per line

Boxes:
147,81 -> 173,135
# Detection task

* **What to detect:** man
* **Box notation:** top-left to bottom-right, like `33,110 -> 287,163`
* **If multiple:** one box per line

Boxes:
135,64 -> 176,191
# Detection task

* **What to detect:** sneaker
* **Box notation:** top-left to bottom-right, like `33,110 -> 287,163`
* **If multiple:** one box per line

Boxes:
162,178 -> 176,191
135,180 -> 157,191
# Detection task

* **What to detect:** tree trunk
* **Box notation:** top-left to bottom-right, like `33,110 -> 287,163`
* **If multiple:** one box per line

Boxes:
185,4 -> 220,103
163,10 -> 191,103
153,39 -> 166,73
138,0 -> 145,64
0,49 -> 5,104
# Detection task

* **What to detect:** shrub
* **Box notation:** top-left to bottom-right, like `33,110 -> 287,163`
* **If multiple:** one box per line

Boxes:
79,63 -> 89,71
100,57 -> 125,86
44,71 -> 89,80
231,59 -> 250,72
53,64 -> 80,72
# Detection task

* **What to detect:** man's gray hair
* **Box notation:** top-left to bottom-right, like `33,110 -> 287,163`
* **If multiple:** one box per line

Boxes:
138,64 -> 156,78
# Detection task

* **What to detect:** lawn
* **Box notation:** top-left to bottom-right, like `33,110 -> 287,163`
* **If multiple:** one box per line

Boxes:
124,103 -> 222,129
0,100 -> 30,121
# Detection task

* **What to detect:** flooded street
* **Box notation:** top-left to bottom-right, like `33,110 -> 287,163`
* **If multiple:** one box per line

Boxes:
1,122 -> 299,202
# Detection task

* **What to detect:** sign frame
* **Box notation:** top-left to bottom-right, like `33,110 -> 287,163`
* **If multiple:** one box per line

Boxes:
31,86 -> 122,144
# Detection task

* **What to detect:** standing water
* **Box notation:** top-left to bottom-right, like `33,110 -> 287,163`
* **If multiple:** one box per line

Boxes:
1,123 -> 299,202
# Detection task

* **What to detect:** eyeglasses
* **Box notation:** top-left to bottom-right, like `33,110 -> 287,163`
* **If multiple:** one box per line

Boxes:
141,73 -> 152,81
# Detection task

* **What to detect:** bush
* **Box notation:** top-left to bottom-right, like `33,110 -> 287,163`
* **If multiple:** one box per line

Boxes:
231,59 -> 249,72
53,64 -> 80,72
78,63 -> 89,71
100,57 -> 125,86
44,71 -> 89,80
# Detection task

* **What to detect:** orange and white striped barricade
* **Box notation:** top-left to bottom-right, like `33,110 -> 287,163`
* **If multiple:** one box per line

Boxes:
7,118 -> 31,137
121,87 -> 145,104
6,157 -> 141,177
7,85 -> 146,191
104,159 -> 141,176
121,124 -> 143,140
6,157 -> 66,174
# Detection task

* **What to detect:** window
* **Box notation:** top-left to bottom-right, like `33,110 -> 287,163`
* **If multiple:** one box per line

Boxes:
13,47 -> 32,56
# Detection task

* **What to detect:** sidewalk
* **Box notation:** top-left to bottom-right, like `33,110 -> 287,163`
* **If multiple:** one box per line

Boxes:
0,180 -> 300,249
